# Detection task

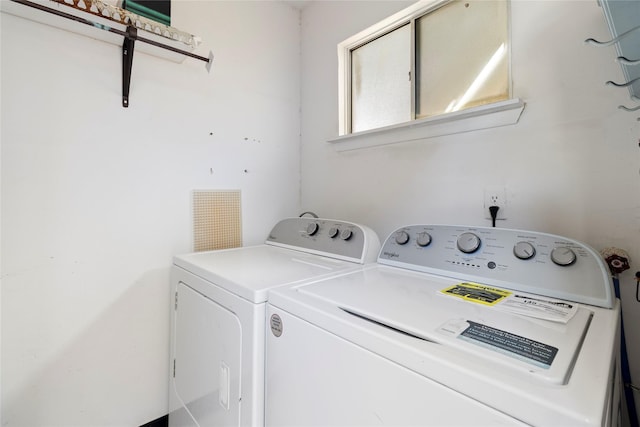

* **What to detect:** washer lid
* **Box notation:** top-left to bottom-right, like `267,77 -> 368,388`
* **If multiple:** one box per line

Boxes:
292,265 -> 592,385
174,245 -> 361,303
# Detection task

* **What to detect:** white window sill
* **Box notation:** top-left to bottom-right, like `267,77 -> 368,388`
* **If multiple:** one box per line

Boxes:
328,98 -> 525,152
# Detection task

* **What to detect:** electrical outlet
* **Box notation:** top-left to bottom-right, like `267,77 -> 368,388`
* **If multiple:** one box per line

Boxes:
484,187 -> 507,220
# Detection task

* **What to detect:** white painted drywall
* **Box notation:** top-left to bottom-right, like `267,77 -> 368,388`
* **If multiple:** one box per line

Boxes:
300,0 -> 640,415
3,0 -> 640,424
0,1 -> 300,425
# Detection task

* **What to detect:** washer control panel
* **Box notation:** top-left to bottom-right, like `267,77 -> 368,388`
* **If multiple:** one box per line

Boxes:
378,225 -> 614,308
266,217 -> 380,264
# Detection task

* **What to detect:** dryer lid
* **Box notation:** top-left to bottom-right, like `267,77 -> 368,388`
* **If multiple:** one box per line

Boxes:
174,245 -> 360,303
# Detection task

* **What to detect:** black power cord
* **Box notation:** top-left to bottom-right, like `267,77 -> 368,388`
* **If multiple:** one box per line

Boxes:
489,205 -> 500,227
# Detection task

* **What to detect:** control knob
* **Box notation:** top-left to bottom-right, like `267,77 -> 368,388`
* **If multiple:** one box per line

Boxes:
457,232 -> 481,254
306,222 -> 319,236
513,241 -> 536,260
340,229 -> 353,241
416,232 -> 432,247
395,231 -> 410,245
551,246 -> 577,266
328,227 -> 339,238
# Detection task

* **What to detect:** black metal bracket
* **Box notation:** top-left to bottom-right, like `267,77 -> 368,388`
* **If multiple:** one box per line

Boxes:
10,0 -> 214,109
122,26 -> 137,108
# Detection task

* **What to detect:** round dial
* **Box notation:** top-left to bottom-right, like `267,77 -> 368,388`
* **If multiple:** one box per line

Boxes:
395,231 -> 410,245
416,232 -> 432,247
457,232 -> 481,253
328,227 -> 339,238
306,222 -> 319,236
340,229 -> 353,241
551,246 -> 577,266
513,241 -> 536,260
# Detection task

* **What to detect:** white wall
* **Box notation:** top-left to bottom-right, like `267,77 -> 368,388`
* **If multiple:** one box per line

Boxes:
0,1 -> 301,425
3,0 -> 640,424
300,0 -> 640,409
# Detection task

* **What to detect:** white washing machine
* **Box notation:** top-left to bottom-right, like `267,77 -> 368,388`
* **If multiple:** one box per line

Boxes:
168,217 -> 380,427
266,225 -> 621,426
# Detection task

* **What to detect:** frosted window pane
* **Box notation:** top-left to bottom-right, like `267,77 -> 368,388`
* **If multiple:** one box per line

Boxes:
416,0 -> 509,118
351,24 -> 411,133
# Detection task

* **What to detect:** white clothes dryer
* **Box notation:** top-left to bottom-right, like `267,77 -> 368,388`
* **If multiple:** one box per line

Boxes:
168,217 -> 380,427
266,225 -> 621,426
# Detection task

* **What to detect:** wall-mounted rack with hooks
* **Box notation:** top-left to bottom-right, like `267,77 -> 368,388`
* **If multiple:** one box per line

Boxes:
586,0 -> 640,118
1,0 -> 214,107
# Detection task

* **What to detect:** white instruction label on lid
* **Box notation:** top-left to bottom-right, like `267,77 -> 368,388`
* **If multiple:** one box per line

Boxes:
495,294 -> 578,323
440,283 -> 578,323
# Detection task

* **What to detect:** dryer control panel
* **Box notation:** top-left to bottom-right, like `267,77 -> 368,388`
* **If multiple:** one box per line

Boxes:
266,217 -> 380,264
378,225 -> 614,308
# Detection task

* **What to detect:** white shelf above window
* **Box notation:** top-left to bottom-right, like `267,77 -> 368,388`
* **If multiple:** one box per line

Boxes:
2,0 -> 212,107
1,0 -> 198,63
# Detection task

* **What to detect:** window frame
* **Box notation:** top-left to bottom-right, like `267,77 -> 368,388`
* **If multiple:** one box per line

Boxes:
334,0 -> 524,151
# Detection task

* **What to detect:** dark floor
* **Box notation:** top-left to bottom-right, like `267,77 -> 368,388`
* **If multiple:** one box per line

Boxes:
140,414 -> 168,427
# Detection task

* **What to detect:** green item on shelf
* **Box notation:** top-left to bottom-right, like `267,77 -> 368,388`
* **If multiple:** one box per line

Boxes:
124,0 -> 170,26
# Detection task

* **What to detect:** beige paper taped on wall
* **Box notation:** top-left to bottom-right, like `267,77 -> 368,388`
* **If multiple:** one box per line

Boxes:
193,190 -> 242,252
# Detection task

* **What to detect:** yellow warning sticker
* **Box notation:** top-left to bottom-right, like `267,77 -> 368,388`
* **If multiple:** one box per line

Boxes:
441,282 -> 512,306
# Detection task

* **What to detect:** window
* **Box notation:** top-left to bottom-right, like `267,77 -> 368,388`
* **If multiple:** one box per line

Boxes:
334,0 -> 523,150
351,24 -> 412,133
415,1 -> 509,118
